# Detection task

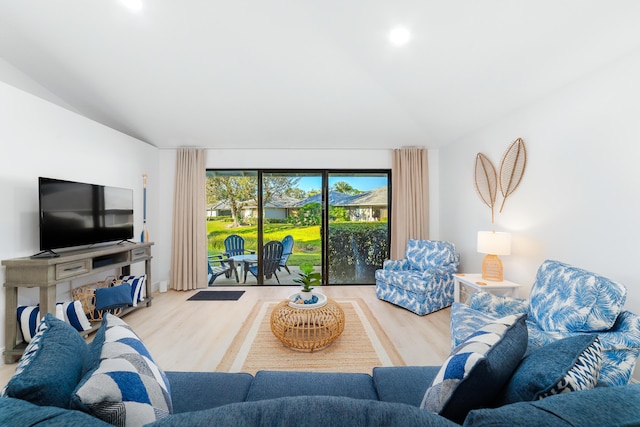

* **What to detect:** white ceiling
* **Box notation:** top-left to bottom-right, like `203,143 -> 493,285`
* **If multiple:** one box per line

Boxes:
1,1 -> 640,150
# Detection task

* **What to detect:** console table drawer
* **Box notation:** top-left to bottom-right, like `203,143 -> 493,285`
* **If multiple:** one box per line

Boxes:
55,260 -> 91,280
131,247 -> 150,261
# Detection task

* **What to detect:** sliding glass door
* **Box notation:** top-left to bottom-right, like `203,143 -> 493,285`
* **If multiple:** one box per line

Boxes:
326,172 -> 390,284
206,169 -> 389,285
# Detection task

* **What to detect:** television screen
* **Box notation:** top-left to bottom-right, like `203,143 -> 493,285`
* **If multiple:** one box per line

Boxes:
39,177 -> 134,251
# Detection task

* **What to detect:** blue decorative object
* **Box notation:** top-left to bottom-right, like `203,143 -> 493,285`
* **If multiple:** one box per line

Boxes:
498,334 -> 602,405
450,260 -> 640,386
421,314 -> 528,424
2,314 -> 88,409
375,240 -> 460,315
71,314 -> 173,425
95,283 -> 133,311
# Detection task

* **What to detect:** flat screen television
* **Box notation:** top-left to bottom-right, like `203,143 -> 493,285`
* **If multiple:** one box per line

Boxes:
38,177 -> 134,252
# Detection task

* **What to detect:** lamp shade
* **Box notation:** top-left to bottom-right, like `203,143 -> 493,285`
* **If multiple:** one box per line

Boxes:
477,231 -> 511,255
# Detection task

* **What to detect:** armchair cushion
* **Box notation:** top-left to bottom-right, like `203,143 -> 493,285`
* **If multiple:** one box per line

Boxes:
529,260 -> 627,333
406,240 -> 458,271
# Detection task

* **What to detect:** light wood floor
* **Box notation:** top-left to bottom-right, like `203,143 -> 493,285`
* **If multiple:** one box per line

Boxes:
0,285 -> 452,387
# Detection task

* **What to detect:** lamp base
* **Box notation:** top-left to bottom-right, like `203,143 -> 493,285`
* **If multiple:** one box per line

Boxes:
481,254 -> 503,281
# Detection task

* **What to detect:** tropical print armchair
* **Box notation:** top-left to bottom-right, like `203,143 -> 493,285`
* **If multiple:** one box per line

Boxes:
375,239 -> 460,316
450,260 -> 640,386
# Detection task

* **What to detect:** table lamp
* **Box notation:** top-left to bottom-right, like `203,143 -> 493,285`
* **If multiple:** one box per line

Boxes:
477,231 -> 511,281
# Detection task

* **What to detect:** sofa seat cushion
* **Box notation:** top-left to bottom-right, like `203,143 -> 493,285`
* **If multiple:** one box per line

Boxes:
0,397 -> 113,427
373,366 -> 440,407
2,314 -> 88,409
245,371 -> 378,401
529,260 -> 626,333
166,371 -> 253,413
422,314 -> 528,424
149,396 -> 459,427
464,383 -> 640,427
375,270 -> 437,294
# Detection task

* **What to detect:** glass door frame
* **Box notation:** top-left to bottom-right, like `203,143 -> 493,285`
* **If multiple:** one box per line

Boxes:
207,168 -> 391,285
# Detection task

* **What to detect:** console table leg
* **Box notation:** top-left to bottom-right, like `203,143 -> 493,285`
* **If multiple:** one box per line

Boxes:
4,287 -> 18,363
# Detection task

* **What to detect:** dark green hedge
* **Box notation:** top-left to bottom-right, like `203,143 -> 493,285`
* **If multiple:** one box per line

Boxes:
327,222 -> 389,284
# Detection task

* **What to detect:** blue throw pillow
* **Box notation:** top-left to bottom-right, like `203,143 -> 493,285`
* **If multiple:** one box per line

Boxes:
119,275 -> 146,306
95,283 -> 133,310
497,334 -> 603,404
421,314 -> 528,424
1,314 -> 88,409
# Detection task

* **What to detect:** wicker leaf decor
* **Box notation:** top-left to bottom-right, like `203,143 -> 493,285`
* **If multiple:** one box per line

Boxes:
474,153 -> 498,223
499,138 -> 527,213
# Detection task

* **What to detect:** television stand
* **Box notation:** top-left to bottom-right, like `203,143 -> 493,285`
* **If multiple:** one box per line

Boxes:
2,242 -> 154,363
30,249 -> 60,259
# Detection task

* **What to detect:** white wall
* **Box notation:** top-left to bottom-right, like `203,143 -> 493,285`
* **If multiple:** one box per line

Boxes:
0,81 -> 159,358
439,49 -> 640,378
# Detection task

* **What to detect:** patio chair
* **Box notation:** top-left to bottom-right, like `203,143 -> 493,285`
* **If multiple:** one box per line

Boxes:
245,240 -> 284,284
278,235 -> 294,274
223,234 -> 255,257
208,255 -> 238,285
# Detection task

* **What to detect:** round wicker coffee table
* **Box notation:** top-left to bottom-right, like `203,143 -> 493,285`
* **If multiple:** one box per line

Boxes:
270,298 -> 345,352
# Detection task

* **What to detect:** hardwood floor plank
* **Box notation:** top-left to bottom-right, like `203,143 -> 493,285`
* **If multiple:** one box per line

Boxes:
0,285 -> 451,387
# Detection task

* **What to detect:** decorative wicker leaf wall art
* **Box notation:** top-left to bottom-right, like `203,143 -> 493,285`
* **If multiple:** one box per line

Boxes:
499,138 -> 527,213
474,153 -> 498,223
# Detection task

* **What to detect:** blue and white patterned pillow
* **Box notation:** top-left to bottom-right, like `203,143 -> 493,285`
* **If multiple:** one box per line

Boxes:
71,314 -> 172,426
17,305 -> 40,343
537,336 -> 602,398
498,334 -> 603,404
18,302 -> 91,343
56,301 -> 92,332
119,275 -> 146,306
421,314 -> 528,424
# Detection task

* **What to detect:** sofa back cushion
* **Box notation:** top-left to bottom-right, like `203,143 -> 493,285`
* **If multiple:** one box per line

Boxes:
406,240 -> 458,271
529,260 -> 626,332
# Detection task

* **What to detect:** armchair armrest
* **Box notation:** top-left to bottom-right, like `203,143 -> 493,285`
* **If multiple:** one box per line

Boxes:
469,291 -> 530,318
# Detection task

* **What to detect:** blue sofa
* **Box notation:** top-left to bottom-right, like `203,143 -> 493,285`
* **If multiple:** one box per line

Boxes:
2,312 -> 640,426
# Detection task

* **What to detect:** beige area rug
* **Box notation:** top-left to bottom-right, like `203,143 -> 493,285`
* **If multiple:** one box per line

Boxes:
217,298 -> 405,375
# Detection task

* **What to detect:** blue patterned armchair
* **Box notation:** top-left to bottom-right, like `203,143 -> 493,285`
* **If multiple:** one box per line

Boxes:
450,260 -> 640,386
375,240 -> 460,316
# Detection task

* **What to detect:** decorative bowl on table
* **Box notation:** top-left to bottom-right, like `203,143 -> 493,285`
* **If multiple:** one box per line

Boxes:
288,291 -> 327,309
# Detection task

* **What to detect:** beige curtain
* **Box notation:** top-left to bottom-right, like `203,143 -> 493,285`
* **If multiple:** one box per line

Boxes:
170,148 -> 207,291
391,147 -> 429,259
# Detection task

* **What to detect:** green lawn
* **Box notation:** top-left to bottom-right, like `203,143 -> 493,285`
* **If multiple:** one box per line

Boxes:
207,218 -> 321,265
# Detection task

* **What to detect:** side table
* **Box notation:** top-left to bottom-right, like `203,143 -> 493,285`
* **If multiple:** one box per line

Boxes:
454,273 -> 522,303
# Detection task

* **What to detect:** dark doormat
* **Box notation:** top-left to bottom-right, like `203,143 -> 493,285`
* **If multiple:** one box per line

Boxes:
187,290 -> 245,301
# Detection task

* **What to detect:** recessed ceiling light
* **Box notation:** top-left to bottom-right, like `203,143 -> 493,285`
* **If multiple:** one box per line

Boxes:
389,27 -> 411,46
121,0 -> 143,11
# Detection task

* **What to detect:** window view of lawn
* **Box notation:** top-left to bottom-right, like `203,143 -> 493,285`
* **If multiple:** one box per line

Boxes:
206,170 -> 389,284
207,218 -> 321,266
